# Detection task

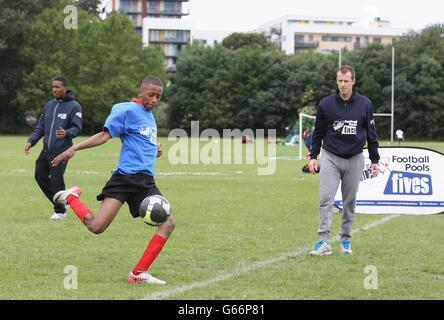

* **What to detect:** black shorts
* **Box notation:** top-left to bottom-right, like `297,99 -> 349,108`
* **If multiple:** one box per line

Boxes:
97,173 -> 162,218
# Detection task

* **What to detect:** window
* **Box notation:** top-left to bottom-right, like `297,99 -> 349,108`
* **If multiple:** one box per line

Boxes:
149,29 -> 190,43
290,19 -> 309,24
147,1 -> 155,12
147,1 -> 181,15
164,2 -> 178,13
120,0 -> 142,13
127,13 -> 142,28
373,37 -> 382,43
321,35 -> 352,42
295,34 -> 305,43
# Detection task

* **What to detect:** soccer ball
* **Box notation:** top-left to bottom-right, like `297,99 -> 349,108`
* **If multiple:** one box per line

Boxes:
139,195 -> 171,226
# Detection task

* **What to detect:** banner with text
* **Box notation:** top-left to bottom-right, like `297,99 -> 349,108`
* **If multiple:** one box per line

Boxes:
335,147 -> 444,215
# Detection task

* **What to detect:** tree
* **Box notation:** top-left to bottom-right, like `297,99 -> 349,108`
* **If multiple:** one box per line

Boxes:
167,40 -> 298,135
74,0 -> 102,15
0,0 -> 63,133
227,48 -> 298,132
289,51 -> 338,111
166,43 -> 234,131
391,25 -> 444,139
17,10 -> 166,133
222,32 -> 276,51
168,26 -> 444,139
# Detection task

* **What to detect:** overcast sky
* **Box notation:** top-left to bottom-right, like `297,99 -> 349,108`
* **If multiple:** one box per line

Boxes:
184,0 -> 444,31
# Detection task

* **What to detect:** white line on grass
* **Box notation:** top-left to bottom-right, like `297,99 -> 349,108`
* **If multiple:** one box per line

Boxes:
157,172 -> 223,176
142,215 -> 400,300
64,171 -> 225,177
268,156 -> 297,161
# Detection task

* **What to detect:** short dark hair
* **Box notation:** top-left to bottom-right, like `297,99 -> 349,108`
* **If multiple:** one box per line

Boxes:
337,65 -> 355,80
141,76 -> 163,88
53,76 -> 68,87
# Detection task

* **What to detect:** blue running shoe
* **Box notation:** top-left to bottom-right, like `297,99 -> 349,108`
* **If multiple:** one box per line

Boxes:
340,239 -> 352,255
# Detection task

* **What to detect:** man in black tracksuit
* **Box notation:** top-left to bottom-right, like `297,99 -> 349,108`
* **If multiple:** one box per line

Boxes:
24,77 -> 82,220
308,65 -> 380,256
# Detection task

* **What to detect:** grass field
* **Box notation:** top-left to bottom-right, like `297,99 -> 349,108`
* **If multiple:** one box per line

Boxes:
0,136 -> 443,300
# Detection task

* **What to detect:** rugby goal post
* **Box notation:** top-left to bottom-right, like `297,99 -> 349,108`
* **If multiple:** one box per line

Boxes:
297,112 -> 394,160
374,112 -> 394,143
298,113 -> 316,160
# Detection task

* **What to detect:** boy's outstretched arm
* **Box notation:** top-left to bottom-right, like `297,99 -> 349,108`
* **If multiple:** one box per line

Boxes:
52,131 -> 111,167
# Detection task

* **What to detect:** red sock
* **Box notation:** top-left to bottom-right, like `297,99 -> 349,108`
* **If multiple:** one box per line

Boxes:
67,194 -> 92,224
132,234 -> 167,275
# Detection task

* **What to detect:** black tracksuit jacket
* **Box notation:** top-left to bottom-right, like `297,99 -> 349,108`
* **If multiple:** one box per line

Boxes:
27,90 -> 82,154
310,91 -> 380,164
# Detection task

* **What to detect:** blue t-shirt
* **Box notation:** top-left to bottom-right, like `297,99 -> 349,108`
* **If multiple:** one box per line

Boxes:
104,100 -> 157,175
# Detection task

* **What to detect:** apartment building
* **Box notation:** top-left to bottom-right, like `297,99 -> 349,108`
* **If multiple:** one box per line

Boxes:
102,0 -> 191,67
142,14 -> 192,67
258,15 -> 408,54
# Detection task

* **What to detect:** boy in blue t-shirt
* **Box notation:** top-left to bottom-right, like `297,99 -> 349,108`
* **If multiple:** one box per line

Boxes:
51,76 -> 174,285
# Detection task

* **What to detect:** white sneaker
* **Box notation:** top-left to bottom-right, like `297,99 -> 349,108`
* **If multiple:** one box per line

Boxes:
49,213 -> 67,220
310,240 -> 333,256
127,271 -> 166,285
53,186 -> 82,205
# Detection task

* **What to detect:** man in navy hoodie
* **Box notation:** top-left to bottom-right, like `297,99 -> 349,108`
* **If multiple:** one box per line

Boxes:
308,65 -> 380,256
24,77 -> 82,220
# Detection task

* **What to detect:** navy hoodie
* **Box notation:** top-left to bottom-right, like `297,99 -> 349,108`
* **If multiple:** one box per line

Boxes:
28,90 -> 82,154
310,91 -> 380,164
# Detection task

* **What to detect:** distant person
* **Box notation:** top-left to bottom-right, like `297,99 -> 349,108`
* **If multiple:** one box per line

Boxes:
303,129 -> 314,159
308,65 -> 380,256
396,129 -> 404,145
24,76 -> 82,220
241,135 -> 254,144
51,76 -> 174,285
285,124 -> 292,136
